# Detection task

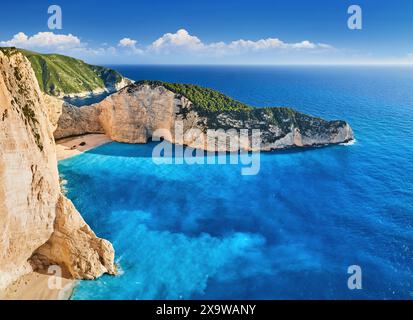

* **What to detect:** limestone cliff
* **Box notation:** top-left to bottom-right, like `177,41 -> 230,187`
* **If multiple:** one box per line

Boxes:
54,103 -> 104,140
56,81 -> 354,151
0,48 -> 115,291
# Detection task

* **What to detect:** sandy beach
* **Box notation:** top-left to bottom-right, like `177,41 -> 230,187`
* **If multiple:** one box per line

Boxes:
56,133 -> 112,161
0,272 -> 76,300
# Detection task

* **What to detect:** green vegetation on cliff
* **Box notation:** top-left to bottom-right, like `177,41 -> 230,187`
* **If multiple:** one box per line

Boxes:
137,80 -> 251,112
0,47 -> 126,96
136,80 -> 310,122
136,80 -> 346,141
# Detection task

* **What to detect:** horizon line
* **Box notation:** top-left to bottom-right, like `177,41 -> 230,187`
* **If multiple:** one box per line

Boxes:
103,63 -> 413,67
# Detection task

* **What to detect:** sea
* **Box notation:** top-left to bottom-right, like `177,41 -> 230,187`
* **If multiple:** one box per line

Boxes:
58,65 -> 413,300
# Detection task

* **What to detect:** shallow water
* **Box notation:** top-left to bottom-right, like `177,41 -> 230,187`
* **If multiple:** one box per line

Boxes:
60,66 -> 413,299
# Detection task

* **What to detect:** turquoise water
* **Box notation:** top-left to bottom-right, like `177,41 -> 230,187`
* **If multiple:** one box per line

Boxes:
60,66 -> 413,299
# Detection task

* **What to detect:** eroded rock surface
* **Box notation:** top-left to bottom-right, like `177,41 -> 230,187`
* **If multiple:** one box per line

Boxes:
54,103 -> 104,140
0,49 -> 115,291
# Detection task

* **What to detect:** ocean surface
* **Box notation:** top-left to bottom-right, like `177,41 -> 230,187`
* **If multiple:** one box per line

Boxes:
59,66 -> 413,300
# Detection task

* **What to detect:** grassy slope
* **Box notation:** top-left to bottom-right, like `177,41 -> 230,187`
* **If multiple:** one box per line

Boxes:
0,47 -> 124,96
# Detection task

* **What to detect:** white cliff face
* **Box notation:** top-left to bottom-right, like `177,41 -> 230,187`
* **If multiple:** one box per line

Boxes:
54,103 -> 104,140
0,50 -> 115,291
97,85 -> 177,143
31,195 -> 116,280
41,93 -> 64,131
55,83 -> 354,152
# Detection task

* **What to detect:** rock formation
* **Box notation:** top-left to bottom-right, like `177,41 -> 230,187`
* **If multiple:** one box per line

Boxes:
54,103 -> 104,140
56,81 -> 354,151
31,196 -> 116,280
0,48 -> 115,291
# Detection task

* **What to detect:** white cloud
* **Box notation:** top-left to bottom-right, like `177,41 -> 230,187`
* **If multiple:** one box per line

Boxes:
118,38 -> 137,47
151,29 -> 204,51
1,29 -> 332,57
148,29 -> 334,56
0,31 -> 120,59
0,32 -> 82,50
0,29 -> 336,64
118,37 -> 143,54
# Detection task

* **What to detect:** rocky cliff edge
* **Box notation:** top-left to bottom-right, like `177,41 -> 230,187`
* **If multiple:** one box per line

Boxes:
0,48 -> 115,291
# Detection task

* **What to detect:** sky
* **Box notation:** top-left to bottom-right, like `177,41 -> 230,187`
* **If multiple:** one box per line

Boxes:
0,0 -> 412,65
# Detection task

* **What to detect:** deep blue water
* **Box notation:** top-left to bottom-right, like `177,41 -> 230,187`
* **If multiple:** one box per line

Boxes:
59,66 -> 413,300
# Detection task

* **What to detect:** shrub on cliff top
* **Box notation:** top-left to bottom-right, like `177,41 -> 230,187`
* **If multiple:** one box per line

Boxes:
137,80 -> 251,112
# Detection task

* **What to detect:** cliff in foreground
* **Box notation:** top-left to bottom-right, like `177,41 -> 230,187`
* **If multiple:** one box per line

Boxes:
0,48 -> 115,291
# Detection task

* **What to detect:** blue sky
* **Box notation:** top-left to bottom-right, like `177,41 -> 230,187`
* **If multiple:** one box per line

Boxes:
0,0 -> 412,64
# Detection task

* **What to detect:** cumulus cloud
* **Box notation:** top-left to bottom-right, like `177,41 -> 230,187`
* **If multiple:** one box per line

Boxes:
0,29 -> 335,63
118,37 -> 143,54
151,29 -> 204,51
118,38 -> 138,47
148,29 -> 334,56
0,32 -> 82,50
0,31 -> 121,59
